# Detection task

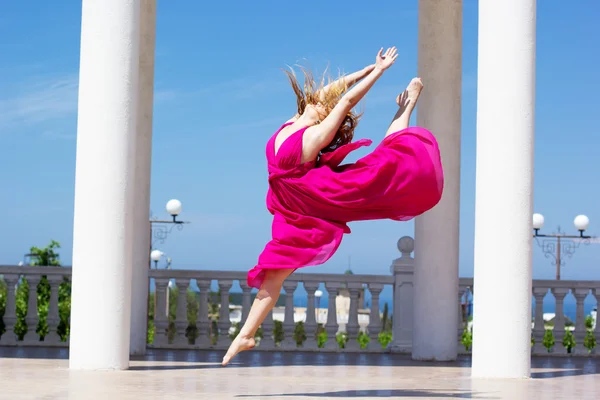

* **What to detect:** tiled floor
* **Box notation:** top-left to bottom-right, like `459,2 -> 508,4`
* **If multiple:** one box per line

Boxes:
0,348 -> 599,399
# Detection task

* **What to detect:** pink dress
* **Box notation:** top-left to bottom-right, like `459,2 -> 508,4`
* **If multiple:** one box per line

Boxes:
247,123 -> 444,289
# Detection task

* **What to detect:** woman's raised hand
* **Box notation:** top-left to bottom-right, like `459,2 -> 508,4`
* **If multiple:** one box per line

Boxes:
375,47 -> 398,71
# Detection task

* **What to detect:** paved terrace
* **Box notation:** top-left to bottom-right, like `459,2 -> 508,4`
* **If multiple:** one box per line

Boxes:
1,348 -> 599,400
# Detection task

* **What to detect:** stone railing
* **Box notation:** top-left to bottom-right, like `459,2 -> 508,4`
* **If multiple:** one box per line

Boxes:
457,278 -> 600,356
0,236 -> 598,356
0,266 -> 71,347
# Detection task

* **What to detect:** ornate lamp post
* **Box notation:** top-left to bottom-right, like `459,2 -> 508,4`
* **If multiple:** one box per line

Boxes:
149,199 -> 189,268
532,213 -> 594,280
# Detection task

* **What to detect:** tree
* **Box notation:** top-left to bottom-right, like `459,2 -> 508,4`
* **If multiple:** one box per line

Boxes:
28,240 -> 61,267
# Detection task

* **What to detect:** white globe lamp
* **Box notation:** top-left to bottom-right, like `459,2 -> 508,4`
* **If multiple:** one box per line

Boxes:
166,199 -> 182,222
150,249 -> 163,268
574,215 -> 590,235
532,213 -> 545,233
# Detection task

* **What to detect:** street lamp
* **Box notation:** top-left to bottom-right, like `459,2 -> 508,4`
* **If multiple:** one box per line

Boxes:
532,213 -> 595,280
149,199 -> 190,266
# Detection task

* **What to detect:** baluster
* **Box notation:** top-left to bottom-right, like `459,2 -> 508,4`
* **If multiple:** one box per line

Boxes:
532,287 -> 547,354
239,281 -> 252,325
281,281 -> 298,348
23,275 -> 41,344
153,278 -> 170,346
573,288 -> 589,355
196,280 -> 211,347
345,283 -> 361,351
174,279 -> 190,346
551,287 -> 569,354
367,283 -> 383,351
303,281 -> 319,349
0,274 -> 19,345
324,282 -> 342,350
594,288 -> 600,352
216,280 -> 233,348
45,275 -> 63,344
260,306 -> 276,349
457,285 -> 467,352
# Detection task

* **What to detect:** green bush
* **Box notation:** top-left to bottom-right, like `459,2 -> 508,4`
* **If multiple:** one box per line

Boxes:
562,330 -> 576,353
316,325 -> 327,348
584,331 -> 596,353
542,329 -> 555,352
294,321 -> 307,346
378,331 -> 393,349
461,327 -> 472,351
585,315 -> 594,330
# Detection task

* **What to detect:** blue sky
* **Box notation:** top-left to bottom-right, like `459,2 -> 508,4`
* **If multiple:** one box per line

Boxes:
1,0 -> 599,286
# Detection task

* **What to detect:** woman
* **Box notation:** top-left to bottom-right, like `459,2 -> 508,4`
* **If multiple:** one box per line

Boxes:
222,47 -> 443,366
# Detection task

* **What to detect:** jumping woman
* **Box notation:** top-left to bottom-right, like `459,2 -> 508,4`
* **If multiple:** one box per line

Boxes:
223,47 -> 443,366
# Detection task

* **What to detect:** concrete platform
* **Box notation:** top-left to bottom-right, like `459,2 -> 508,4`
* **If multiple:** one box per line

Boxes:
0,348 -> 599,399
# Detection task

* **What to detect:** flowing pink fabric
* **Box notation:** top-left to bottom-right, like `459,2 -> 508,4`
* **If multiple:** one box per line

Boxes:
247,122 -> 444,288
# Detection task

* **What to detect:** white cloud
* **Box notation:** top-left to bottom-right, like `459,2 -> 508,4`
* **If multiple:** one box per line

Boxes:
0,74 -> 79,129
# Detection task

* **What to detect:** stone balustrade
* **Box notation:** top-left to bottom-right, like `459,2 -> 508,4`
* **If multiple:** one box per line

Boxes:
0,236 -> 599,356
0,266 -> 70,347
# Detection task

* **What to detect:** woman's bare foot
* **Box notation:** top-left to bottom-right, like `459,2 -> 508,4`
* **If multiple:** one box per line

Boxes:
222,334 -> 256,366
396,77 -> 423,111
385,78 -> 424,137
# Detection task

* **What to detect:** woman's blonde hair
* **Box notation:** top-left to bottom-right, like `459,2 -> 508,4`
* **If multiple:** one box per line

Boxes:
283,65 -> 362,153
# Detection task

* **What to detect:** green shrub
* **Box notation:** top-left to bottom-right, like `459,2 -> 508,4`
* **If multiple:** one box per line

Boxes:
584,331 -> 596,353
378,331 -> 393,349
542,329 -> 555,352
461,327 -> 472,351
585,315 -> 594,330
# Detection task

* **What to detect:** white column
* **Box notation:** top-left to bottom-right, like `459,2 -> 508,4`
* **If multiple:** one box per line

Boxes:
413,0 -> 462,361
69,0 -> 141,370
472,0 -> 536,379
130,0 -> 157,356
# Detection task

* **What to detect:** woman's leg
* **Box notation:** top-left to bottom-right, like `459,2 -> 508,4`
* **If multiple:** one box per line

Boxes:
222,268 -> 295,366
384,77 -> 424,137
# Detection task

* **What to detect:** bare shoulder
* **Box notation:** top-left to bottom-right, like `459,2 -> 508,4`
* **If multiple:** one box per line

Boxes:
300,126 -> 322,163
285,113 -> 300,124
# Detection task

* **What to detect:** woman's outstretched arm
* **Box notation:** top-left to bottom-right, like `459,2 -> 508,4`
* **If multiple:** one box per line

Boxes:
318,64 -> 376,102
303,47 -> 398,160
